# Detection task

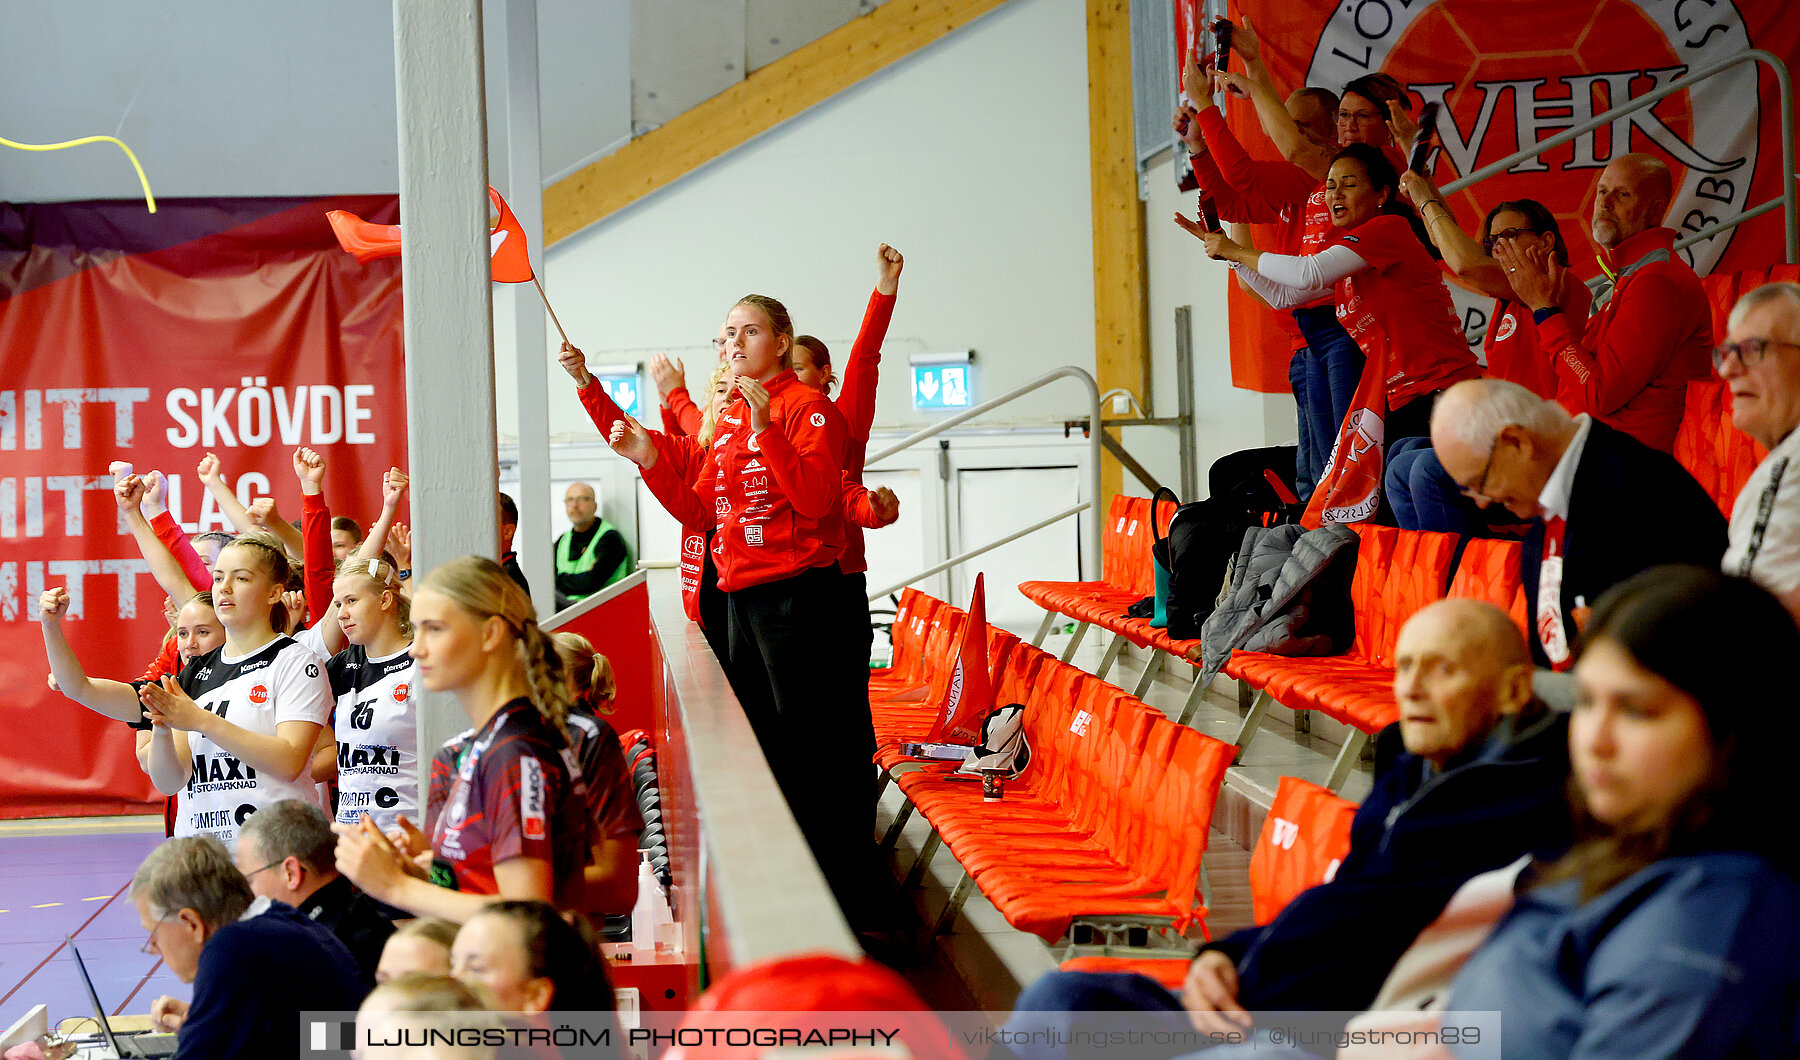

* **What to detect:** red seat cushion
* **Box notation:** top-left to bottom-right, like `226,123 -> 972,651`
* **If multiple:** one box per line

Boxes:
1447,538 -> 1527,636
1248,776 -> 1357,924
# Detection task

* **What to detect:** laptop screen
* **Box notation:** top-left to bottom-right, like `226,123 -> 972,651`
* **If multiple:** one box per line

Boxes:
68,941 -> 126,1055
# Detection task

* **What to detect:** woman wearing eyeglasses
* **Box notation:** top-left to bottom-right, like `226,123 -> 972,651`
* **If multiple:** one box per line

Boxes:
1398,173 -> 1592,403
1375,177 -> 1600,535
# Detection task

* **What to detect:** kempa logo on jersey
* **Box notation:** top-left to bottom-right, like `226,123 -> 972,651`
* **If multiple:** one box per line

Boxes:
743,458 -> 765,471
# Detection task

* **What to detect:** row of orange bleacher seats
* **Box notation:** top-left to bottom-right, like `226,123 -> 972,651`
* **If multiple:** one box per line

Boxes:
868,593 -> 1356,977
856,264 -> 1800,972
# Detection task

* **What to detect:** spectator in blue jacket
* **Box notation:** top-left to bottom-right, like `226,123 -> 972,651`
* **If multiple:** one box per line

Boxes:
1005,598 -> 1571,1052
136,834 -> 369,1059
1443,565 -> 1800,1059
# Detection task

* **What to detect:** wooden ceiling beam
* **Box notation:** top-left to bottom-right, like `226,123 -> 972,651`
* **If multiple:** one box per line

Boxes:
543,0 -> 1019,246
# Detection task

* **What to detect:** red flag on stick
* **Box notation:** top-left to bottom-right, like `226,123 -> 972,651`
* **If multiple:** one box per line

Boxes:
485,186 -> 534,283
325,186 -> 570,342
325,186 -> 533,280
929,574 -> 995,745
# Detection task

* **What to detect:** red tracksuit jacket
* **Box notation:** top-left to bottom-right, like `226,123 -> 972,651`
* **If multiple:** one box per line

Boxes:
649,370 -> 844,593
577,375 -> 883,617
1534,226 -> 1712,453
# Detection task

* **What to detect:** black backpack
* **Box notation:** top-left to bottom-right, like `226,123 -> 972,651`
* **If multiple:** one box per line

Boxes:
1149,452 -> 1305,639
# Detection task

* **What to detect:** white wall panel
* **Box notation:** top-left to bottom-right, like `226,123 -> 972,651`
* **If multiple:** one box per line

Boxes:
951,463 -> 1082,639
536,0 -> 1095,444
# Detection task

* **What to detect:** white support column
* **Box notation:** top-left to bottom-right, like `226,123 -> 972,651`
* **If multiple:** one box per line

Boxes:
393,0 -> 499,768
492,0 -> 556,619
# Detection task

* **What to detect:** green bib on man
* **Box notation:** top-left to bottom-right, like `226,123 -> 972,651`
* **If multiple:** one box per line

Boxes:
556,517 -> 632,594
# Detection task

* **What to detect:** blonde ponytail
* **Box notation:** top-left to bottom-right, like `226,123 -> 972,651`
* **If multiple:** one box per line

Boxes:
418,555 -> 569,739
517,618 -> 571,739
697,359 -> 734,447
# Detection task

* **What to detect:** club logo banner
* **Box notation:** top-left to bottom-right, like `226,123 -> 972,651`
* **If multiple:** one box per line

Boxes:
1209,0 -> 1797,390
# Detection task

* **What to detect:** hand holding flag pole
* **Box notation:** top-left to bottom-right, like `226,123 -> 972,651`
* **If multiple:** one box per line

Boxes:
326,185 -> 570,343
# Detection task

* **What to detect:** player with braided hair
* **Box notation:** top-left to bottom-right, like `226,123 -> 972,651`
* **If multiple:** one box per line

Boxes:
333,556 -> 591,922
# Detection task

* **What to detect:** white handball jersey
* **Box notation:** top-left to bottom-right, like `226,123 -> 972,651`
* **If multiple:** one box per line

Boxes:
175,636 -> 333,846
325,644 -> 419,830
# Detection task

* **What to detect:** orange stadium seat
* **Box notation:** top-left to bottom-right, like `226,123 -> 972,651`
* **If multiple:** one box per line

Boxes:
892,658 -> 1232,944
1225,524 -> 1458,789
1447,537 -> 1528,636
1055,775 -> 1358,987
1019,495 -> 1172,667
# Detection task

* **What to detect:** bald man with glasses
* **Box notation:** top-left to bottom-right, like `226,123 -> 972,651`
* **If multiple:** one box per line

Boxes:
1719,282 -> 1800,620
1429,378 -> 1725,671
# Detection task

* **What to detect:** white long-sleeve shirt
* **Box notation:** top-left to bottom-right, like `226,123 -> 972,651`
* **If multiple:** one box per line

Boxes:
1229,244 -> 1371,309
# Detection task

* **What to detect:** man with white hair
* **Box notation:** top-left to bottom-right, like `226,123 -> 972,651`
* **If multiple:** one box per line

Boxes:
1429,378 -> 1726,669
1718,282 -> 1800,620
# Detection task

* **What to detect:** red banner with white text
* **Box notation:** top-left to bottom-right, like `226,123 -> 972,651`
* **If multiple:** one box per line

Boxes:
0,196 -> 406,818
1199,0 -> 1800,390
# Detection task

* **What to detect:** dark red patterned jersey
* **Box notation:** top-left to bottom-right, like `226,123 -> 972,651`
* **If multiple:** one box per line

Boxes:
426,698 -> 591,902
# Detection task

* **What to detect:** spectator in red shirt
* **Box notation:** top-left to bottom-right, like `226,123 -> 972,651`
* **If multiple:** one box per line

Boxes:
1185,143 -> 1480,443
609,294 -> 887,932
1386,191 -> 1591,536
1179,26 -> 1413,498
1498,152 -> 1712,453
788,244 -> 905,663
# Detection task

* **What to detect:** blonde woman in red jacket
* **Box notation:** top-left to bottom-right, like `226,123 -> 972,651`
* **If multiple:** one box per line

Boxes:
606,294 -> 890,930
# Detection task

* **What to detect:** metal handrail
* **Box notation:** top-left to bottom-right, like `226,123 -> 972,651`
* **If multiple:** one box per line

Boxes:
1440,49 -> 1796,264
866,502 -> 1089,601
865,366 -> 1104,599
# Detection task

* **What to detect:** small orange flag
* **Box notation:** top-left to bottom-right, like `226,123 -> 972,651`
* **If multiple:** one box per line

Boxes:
325,186 -> 535,283
485,186 -> 534,284
929,573 -> 995,745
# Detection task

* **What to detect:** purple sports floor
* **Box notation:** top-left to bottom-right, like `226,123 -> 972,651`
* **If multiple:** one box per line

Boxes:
0,820 -> 190,1036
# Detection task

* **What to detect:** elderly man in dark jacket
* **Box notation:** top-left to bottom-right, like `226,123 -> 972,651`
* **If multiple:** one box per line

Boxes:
1004,598 -> 1570,1054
